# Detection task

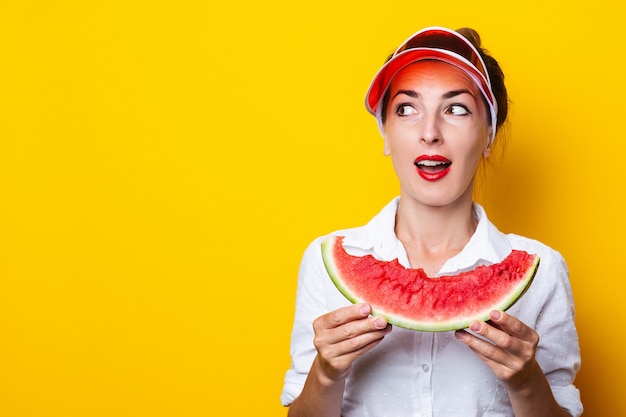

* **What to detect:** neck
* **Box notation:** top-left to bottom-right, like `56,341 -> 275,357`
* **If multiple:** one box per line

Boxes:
395,197 -> 477,274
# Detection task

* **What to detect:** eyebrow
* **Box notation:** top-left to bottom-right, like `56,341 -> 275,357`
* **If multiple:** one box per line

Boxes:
392,89 -> 419,100
442,89 -> 474,99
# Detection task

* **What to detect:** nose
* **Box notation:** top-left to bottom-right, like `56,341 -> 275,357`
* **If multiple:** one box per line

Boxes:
420,112 -> 442,144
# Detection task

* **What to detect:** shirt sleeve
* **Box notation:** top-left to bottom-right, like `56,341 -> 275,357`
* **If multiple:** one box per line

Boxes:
512,243 -> 583,416
280,238 -> 334,406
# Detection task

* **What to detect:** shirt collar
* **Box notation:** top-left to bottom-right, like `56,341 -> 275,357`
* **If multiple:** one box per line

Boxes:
438,203 -> 512,274
342,197 -> 404,261
341,197 -> 512,275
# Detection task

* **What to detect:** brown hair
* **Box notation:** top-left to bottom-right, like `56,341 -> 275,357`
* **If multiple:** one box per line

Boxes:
455,27 -> 508,129
453,28 -> 511,199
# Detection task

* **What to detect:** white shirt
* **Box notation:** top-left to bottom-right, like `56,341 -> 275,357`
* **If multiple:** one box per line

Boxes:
281,198 -> 582,417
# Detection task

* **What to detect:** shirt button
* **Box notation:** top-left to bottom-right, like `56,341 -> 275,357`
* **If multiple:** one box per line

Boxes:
421,364 -> 430,372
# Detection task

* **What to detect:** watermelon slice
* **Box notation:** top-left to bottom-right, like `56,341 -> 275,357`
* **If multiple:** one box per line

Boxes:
321,235 -> 539,331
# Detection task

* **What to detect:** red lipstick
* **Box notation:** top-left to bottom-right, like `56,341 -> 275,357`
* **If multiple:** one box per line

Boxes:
414,155 -> 451,181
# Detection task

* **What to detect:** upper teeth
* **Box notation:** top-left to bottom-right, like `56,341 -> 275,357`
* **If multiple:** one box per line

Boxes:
418,160 -> 447,166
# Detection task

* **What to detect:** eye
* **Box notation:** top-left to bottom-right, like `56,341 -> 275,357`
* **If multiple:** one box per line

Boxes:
447,104 -> 470,116
395,104 -> 417,116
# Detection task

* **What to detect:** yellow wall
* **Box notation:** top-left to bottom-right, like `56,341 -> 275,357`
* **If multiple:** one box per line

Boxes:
0,1 -> 622,415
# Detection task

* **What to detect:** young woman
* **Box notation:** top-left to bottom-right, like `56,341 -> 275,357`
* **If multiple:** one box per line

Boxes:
281,26 -> 582,417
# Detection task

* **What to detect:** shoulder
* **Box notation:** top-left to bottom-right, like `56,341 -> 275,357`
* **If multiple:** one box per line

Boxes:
503,233 -> 573,311
302,197 -> 400,258
503,234 -> 576,332
475,204 -> 568,272
301,223 -> 370,262
505,233 -> 568,273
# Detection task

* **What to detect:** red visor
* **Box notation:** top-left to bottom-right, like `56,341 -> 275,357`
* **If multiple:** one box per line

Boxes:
365,27 -> 498,143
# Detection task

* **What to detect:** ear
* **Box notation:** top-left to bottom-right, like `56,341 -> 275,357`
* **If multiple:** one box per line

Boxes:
377,117 -> 391,156
482,144 -> 491,158
483,129 -> 493,157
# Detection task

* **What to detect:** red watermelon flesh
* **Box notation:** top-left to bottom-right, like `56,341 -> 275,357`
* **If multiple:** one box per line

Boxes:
321,235 -> 539,331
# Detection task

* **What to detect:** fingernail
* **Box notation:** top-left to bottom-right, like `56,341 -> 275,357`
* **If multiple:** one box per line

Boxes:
470,321 -> 482,332
359,304 -> 371,315
454,330 -> 466,341
491,310 -> 502,320
374,317 -> 387,329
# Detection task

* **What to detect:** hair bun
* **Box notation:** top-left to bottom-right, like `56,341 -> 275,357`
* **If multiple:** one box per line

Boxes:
456,28 -> 482,48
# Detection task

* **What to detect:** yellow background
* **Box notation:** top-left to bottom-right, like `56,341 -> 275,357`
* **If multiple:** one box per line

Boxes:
0,1 -> 623,415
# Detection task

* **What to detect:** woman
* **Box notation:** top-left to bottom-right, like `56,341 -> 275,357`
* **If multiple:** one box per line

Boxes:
281,26 -> 582,417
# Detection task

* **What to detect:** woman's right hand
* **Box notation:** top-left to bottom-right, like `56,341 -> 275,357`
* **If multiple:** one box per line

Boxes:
312,303 -> 392,383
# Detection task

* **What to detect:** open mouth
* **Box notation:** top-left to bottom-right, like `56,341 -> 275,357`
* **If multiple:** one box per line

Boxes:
414,155 -> 451,181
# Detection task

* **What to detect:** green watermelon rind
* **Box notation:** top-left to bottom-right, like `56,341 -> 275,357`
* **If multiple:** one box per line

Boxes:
321,235 -> 540,332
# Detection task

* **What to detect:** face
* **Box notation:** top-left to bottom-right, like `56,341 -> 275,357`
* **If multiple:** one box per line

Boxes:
382,60 -> 492,209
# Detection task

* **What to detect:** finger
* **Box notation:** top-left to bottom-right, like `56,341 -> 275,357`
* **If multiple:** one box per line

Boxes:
457,316 -> 536,363
314,304 -> 390,346
318,303 -> 372,330
489,310 -> 538,344
468,319 -> 521,356
455,327 -> 509,364
335,314 -> 390,342
316,319 -> 392,375
316,326 -> 391,381
455,324 -> 538,386
334,321 -> 392,355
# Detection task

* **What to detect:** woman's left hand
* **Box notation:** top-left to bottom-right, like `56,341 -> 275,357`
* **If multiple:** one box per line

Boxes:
454,310 -> 541,392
